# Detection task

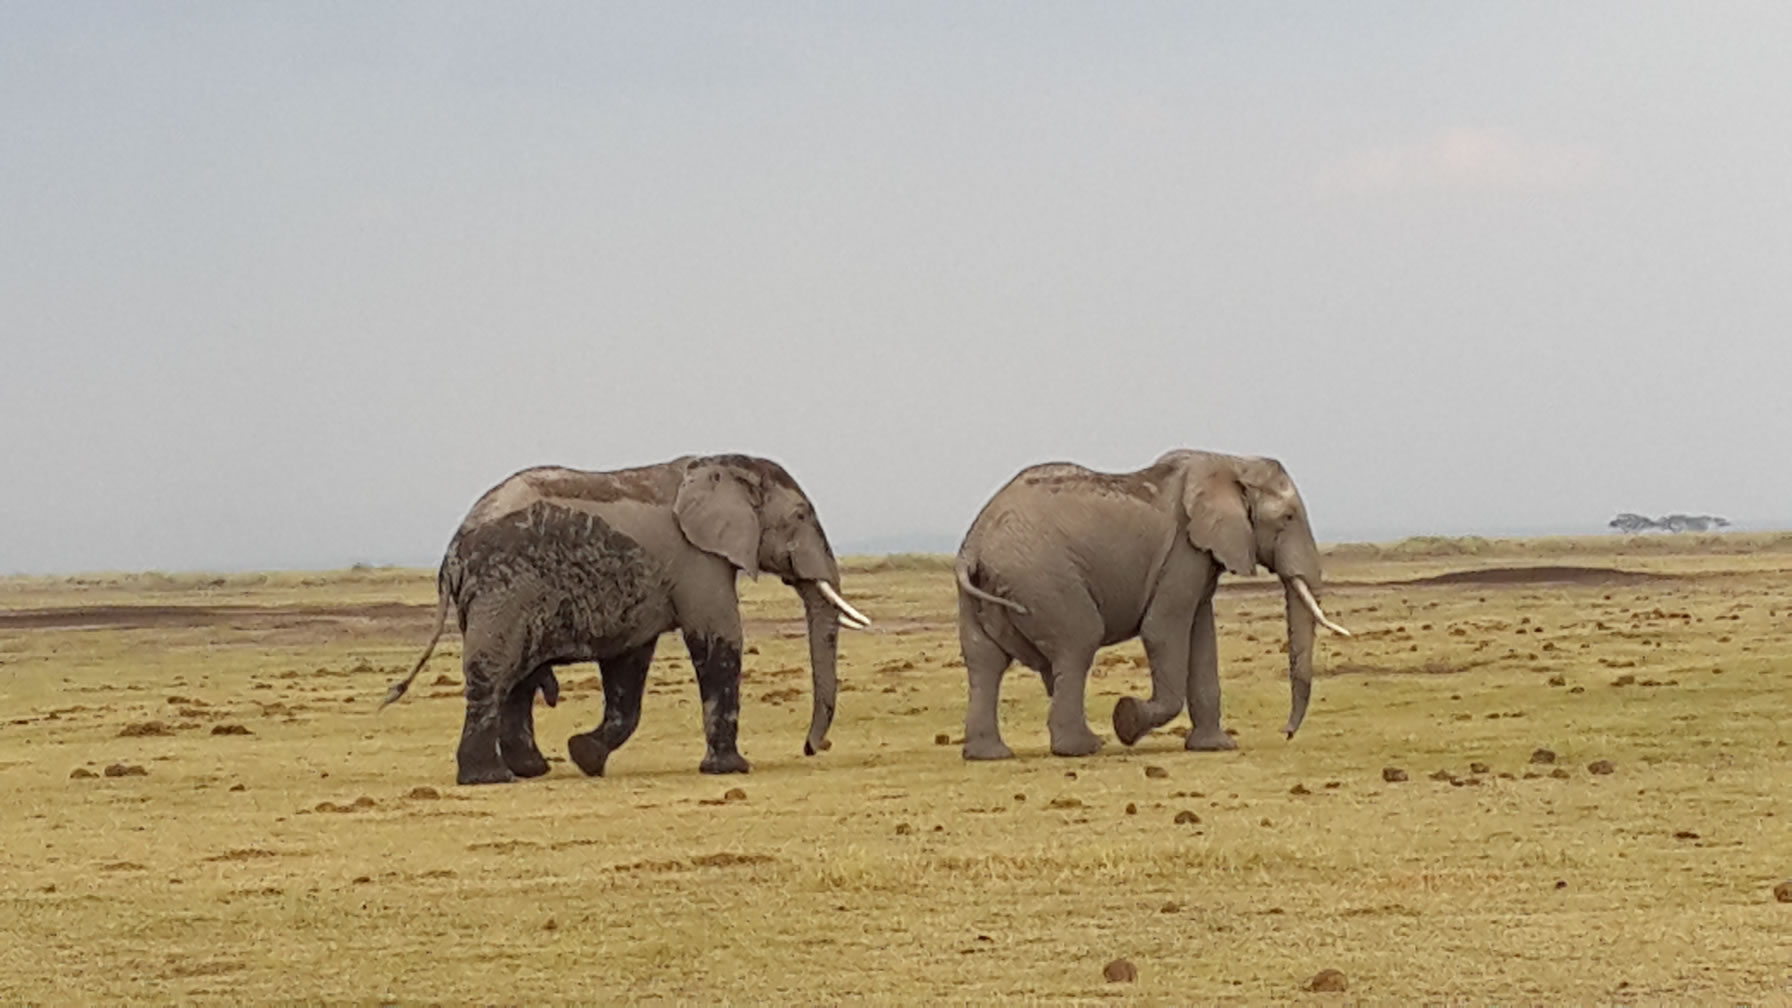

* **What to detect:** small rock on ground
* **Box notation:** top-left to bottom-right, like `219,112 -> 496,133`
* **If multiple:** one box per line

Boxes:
1530,748 -> 1557,764
1102,958 -> 1138,983
1381,766 -> 1408,783
1307,968 -> 1348,992
1772,880 -> 1792,903
103,763 -> 147,777
1587,759 -> 1616,775
118,721 -> 173,738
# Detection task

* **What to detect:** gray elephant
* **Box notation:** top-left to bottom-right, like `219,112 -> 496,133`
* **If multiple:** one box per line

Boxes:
953,449 -> 1349,760
382,454 -> 871,785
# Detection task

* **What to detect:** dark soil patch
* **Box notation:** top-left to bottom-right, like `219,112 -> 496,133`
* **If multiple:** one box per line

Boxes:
1330,658 -> 1497,677
612,852 -> 776,873
1392,565 -> 1670,588
119,721 -> 175,737
1103,959 -> 1138,983
204,848 -> 283,862
0,602 -> 436,632
1,600 -> 866,647
1307,969 -> 1348,992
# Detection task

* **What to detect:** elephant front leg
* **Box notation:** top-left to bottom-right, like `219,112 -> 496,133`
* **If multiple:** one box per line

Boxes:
455,654 -> 517,786
1184,598 -> 1236,751
567,641 -> 654,777
683,630 -> 750,774
1114,618 -> 1190,747
497,666 -> 554,779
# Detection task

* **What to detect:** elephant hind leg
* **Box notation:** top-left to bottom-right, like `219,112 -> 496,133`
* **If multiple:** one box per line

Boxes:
456,647 -> 522,786
1030,594 -> 1104,758
568,640 -> 655,778
498,666 -> 553,779
960,601 -> 1016,761
1044,642 -> 1104,757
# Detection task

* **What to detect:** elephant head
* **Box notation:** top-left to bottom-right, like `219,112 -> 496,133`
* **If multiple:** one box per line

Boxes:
1167,450 -> 1350,739
672,454 -> 869,756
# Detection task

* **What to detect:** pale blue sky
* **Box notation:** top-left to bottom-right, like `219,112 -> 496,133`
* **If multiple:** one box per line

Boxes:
4,3 -> 1789,572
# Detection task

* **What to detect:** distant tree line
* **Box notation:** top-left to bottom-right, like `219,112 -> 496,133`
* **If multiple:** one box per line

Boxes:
1608,512 -> 1732,533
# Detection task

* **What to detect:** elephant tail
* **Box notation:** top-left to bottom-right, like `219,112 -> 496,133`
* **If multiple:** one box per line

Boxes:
956,555 -> 1027,614
380,563 -> 455,710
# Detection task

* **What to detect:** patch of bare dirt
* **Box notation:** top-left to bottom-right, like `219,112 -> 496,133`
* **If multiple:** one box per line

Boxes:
0,601 -> 438,633
1392,565 -> 1669,587
118,721 -> 175,737
1103,958 -> 1138,983
611,852 -> 776,873
1330,658 -> 1497,677
204,848 -> 283,862
1306,968 -> 1348,992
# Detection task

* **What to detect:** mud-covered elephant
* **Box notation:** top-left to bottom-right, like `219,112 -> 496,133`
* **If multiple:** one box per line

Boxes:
383,454 -> 871,785
953,449 -> 1349,759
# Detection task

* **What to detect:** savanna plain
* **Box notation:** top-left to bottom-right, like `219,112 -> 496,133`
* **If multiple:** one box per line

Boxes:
1,535 -> 1788,1004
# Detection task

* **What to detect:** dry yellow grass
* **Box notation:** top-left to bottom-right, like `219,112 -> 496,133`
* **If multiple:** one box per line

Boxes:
1,537 -> 1789,1003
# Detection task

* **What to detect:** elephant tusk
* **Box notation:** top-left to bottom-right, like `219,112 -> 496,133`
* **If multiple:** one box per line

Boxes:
1291,577 -> 1351,637
816,580 -> 872,629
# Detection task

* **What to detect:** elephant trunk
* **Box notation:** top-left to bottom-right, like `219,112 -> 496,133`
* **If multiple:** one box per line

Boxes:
1280,577 -> 1318,738
794,581 -> 842,756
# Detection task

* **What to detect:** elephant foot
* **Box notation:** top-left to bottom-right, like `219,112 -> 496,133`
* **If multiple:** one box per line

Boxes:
1049,729 -> 1105,758
962,736 -> 1015,761
1112,697 -> 1154,747
456,762 -> 516,786
699,750 -> 751,775
567,733 -> 612,777
502,745 -> 550,779
1184,727 -> 1238,752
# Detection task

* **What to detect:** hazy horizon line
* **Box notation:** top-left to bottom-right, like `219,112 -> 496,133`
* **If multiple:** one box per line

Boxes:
7,519 -> 1790,580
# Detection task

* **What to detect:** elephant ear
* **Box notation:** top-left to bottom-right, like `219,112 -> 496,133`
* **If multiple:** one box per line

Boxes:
674,463 -> 761,576
1182,463 -> 1256,576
